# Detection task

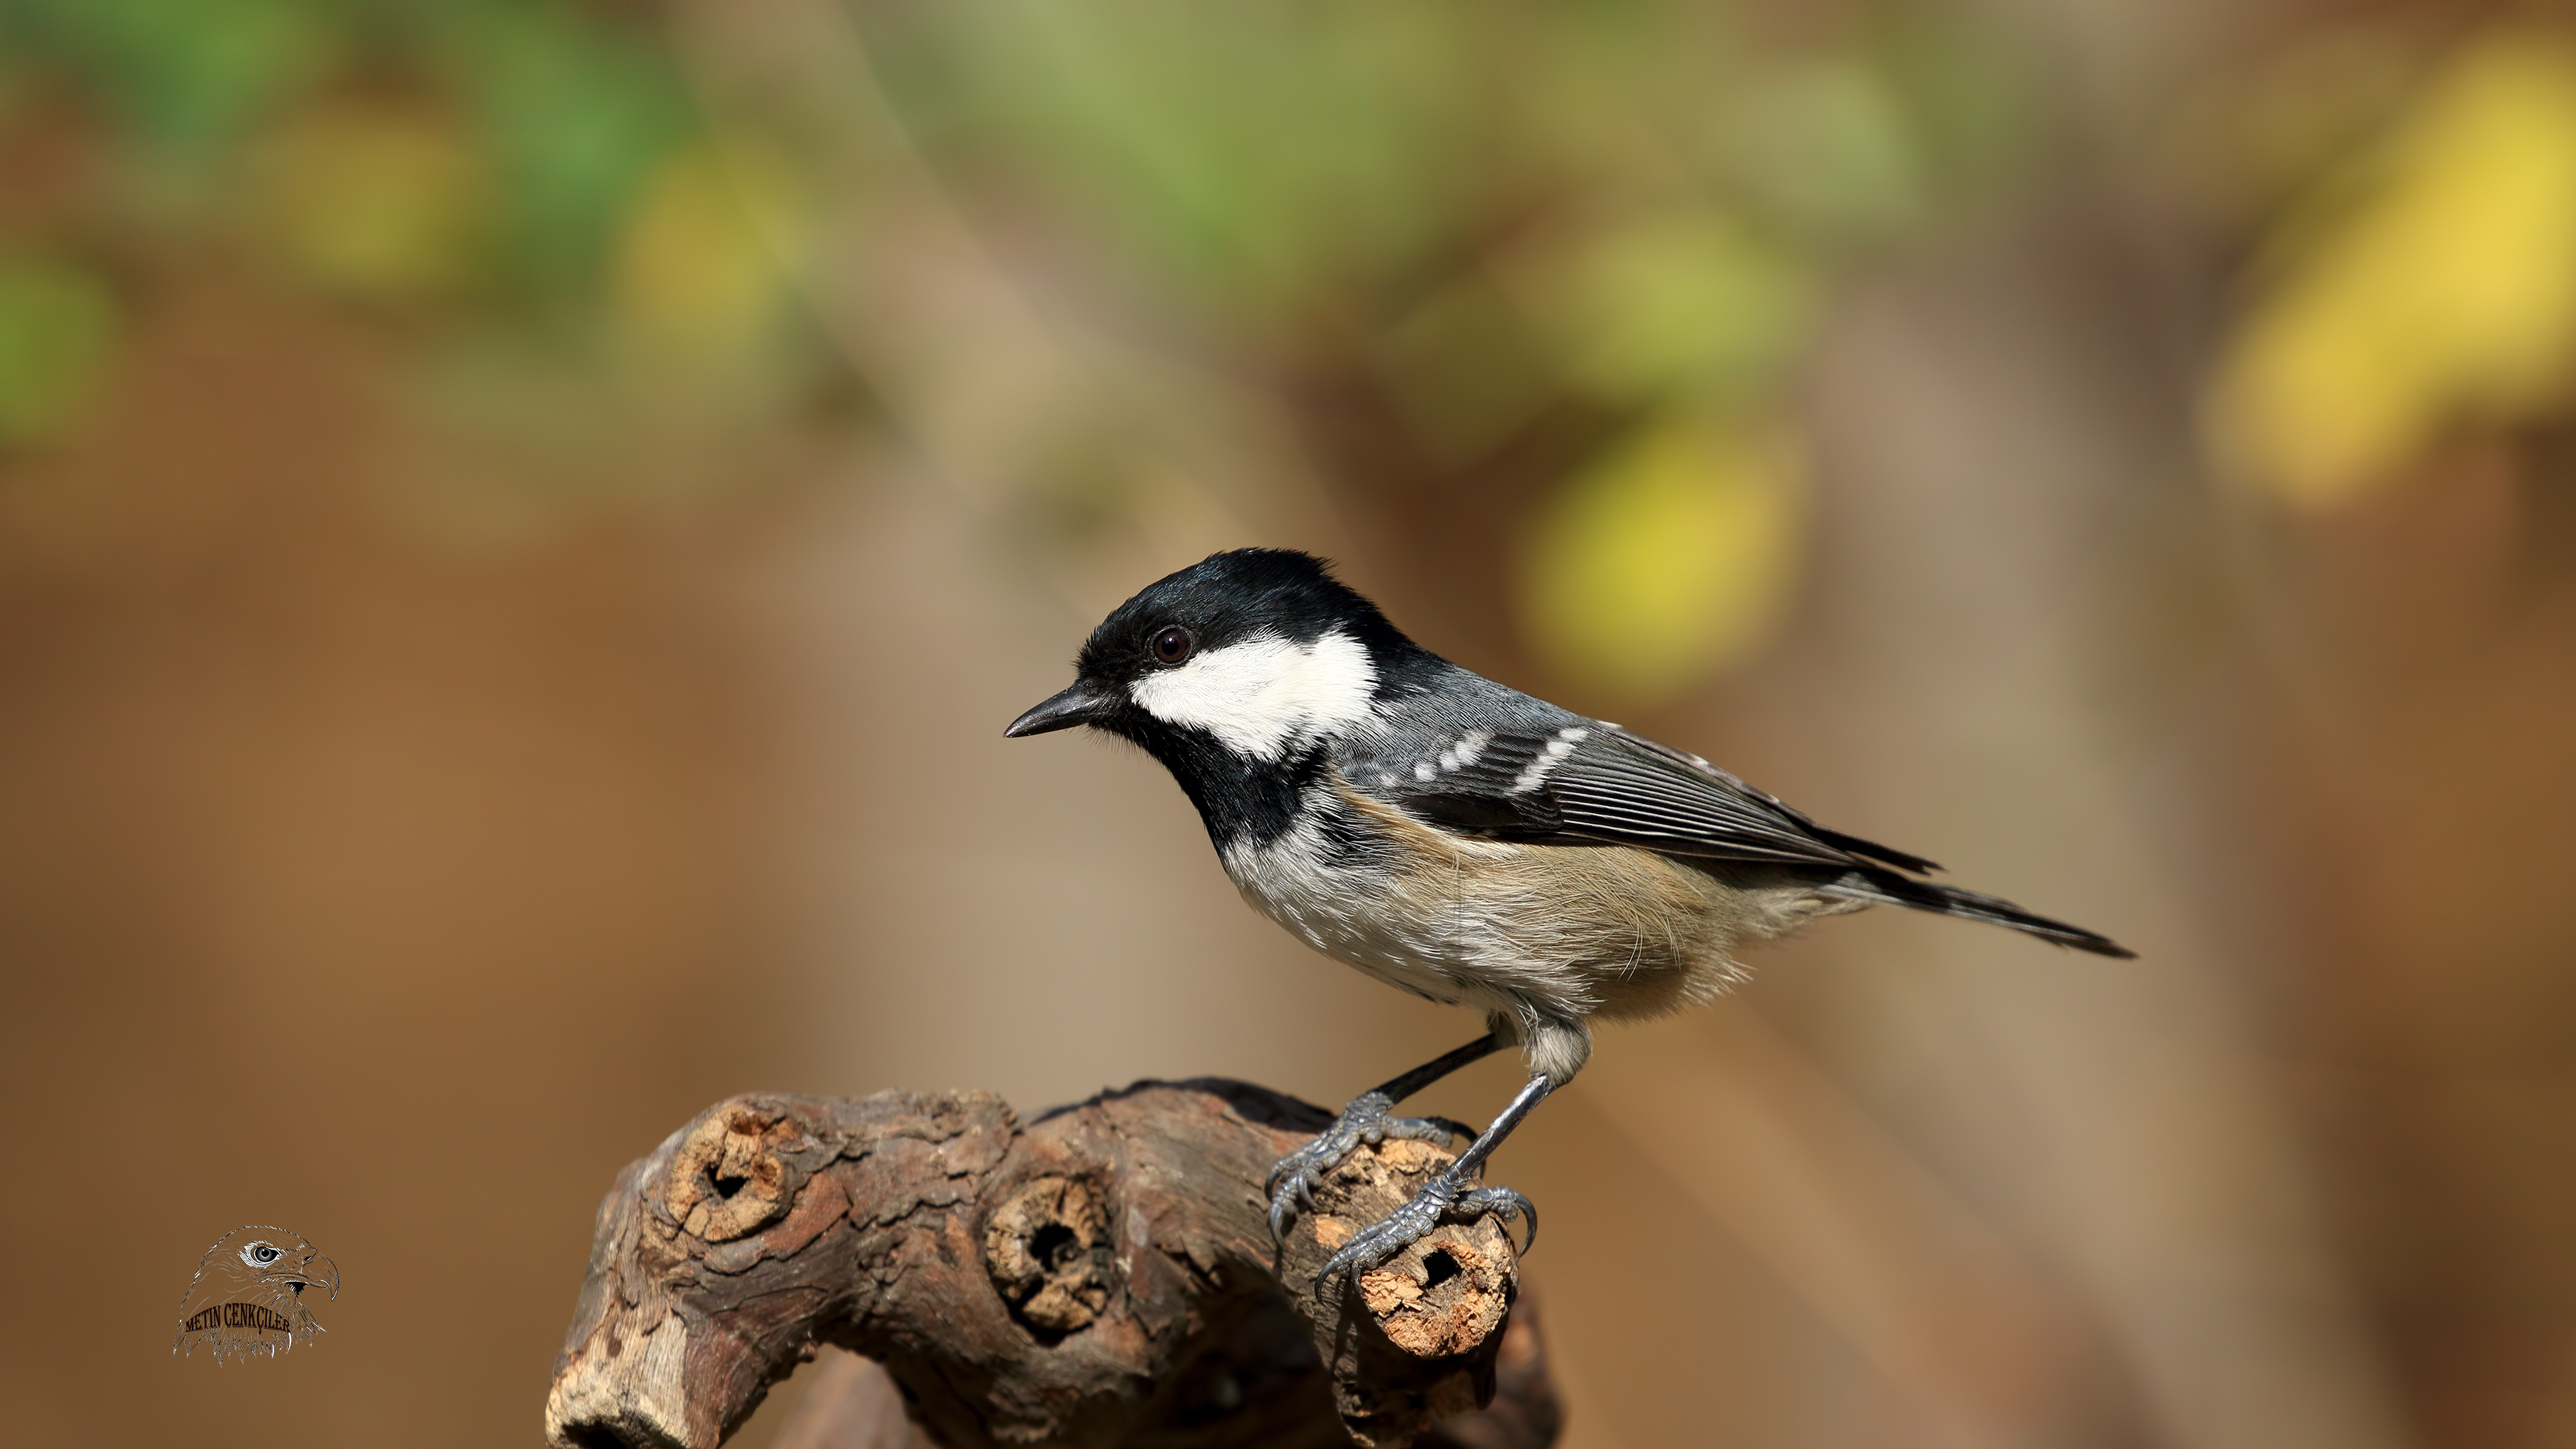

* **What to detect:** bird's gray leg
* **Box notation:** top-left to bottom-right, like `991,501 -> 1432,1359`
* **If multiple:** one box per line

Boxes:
1318,1073 -> 1552,1279
1267,1032 -> 1502,1241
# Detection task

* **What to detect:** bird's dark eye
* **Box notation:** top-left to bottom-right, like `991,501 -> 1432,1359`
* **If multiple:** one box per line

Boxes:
249,1244 -> 280,1265
1150,626 -> 1193,665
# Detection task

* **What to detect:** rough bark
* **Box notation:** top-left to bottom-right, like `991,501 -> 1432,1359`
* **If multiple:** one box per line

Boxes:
545,1081 -> 1555,1449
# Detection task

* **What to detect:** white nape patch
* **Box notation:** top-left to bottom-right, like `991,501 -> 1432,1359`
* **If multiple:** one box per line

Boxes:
1129,629 -> 1377,761
1508,726 -> 1591,794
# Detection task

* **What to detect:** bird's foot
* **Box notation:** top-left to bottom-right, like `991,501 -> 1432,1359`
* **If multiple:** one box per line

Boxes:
1319,1167 -> 1536,1280
1267,1091 -> 1472,1242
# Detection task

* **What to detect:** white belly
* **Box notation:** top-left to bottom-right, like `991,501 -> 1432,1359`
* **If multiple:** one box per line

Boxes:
1218,784 -> 1801,1026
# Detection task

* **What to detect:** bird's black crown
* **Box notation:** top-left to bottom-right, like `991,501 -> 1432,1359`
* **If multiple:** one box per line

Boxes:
1075,548 -> 1412,686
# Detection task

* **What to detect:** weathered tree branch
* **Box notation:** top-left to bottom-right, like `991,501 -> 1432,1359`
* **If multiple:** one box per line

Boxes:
545,1081 -> 1558,1449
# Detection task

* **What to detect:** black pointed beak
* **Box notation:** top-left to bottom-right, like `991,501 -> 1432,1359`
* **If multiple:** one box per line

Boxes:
1005,681 -> 1118,738
288,1253 -> 340,1301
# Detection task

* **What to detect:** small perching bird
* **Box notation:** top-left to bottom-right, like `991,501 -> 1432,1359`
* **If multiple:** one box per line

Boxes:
172,1226 -> 339,1363
1007,549 -> 2131,1277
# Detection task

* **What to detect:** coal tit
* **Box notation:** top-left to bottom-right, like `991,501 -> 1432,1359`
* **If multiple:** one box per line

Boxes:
1007,548 -> 2131,1277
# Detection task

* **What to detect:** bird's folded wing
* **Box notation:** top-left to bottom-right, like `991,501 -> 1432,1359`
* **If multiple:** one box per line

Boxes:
1399,722 -> 1940,874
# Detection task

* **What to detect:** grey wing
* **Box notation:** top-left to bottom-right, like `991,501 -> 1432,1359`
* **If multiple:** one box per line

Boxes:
1396,720 -> 1941,874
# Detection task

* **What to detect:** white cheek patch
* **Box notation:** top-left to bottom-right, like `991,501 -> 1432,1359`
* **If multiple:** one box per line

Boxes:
1130,629 -> 1378,760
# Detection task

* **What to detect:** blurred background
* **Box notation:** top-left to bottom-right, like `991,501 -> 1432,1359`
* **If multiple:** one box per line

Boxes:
3,1 -> 2572,1446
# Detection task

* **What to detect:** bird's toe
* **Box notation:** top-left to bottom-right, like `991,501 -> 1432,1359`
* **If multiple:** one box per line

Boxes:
1317,1169 -> 1538,1279
1452,1185 -> 1537,1255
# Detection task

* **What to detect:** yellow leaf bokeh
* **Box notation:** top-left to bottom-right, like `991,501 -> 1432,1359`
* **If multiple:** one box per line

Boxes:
0,258 -> 120,447
1520,414 -> 1805,706
253,102 -> 488,303
613,145 -> 802,365
2208,32 -> 2576,509
1506,209 -> 1815,407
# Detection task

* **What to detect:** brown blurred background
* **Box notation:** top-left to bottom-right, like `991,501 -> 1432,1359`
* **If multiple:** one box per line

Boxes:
4,0 -> 2574,1445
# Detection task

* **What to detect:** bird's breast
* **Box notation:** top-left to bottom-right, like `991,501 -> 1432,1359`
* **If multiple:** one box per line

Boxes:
1218,791 -> 1459,996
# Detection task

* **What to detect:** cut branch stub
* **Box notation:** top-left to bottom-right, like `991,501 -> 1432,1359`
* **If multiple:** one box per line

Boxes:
1283,1138 -> 1520,1432
665,1105 -> 814,1242
544,1081 -> 1536,1449
983,1175 -> 1112,1336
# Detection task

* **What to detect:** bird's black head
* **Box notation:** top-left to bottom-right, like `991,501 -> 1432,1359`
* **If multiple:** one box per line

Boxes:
1005,549 -> 1432,841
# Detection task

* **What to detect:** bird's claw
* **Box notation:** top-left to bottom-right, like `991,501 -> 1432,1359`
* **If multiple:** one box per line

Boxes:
1267,1091 -> 1466,1241
1455,1185 -> 1537,1256
1317,1168 -> 1538,1280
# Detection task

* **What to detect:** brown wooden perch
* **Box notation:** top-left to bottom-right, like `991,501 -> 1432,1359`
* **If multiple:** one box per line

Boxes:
545,1080 -> 1562,1449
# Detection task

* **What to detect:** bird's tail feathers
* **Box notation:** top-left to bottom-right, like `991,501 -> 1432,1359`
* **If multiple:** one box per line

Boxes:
1825,869 -> 2135,958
